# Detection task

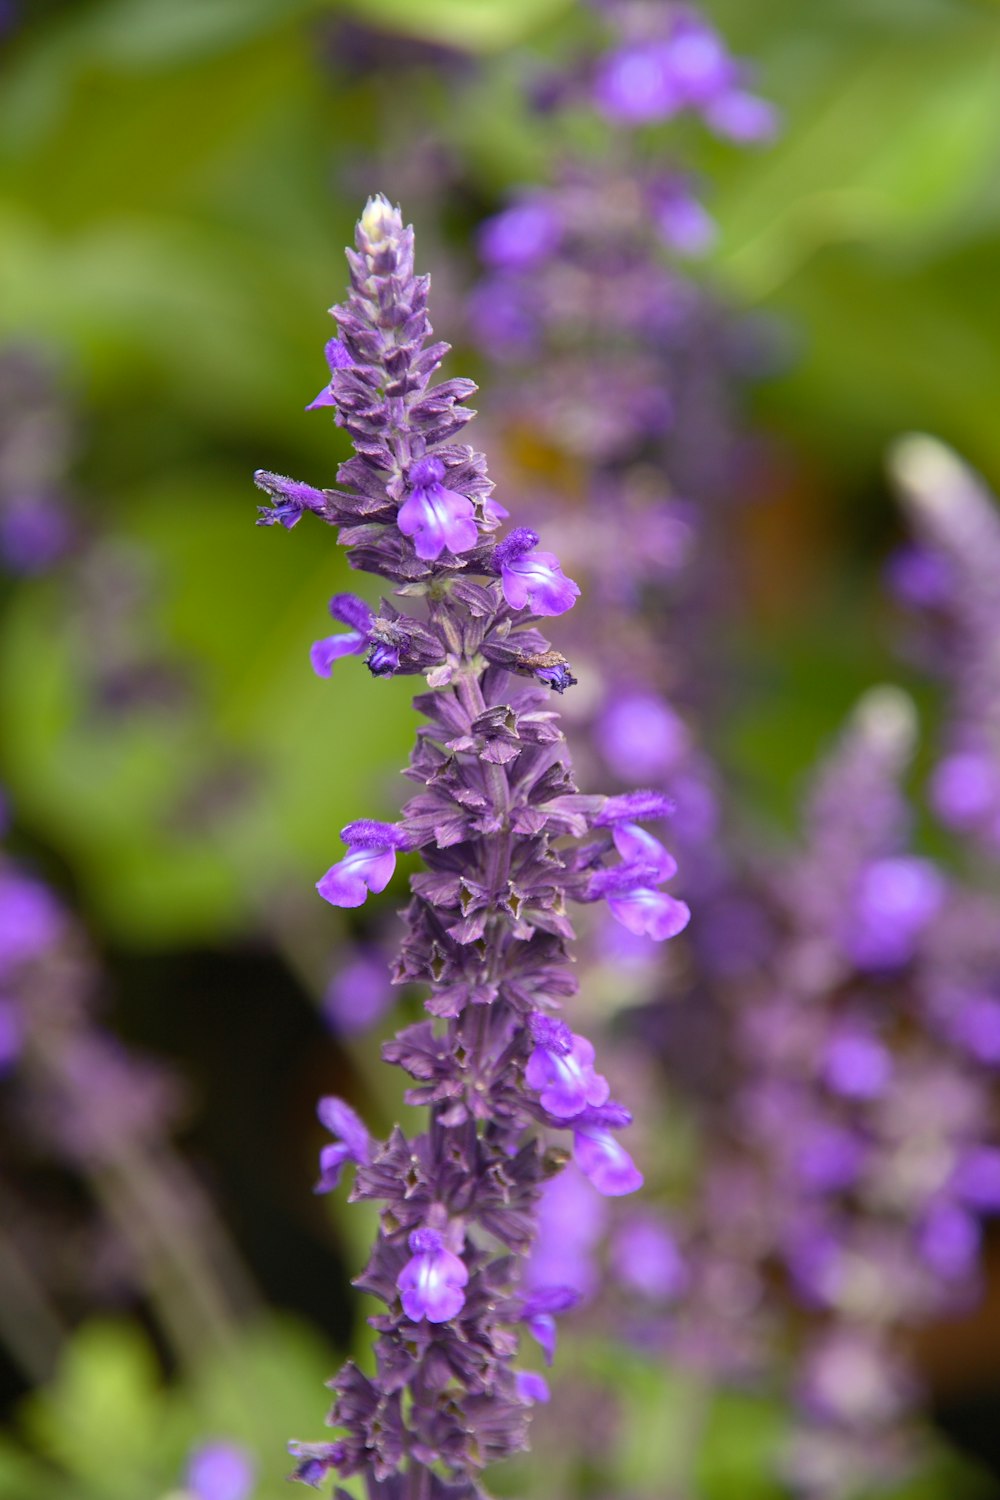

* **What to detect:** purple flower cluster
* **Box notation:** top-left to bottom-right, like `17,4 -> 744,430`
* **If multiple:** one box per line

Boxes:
255,197 -> 689,1496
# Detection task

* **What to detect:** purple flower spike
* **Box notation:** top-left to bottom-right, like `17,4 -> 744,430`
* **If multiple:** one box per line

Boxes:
186,1442 -> 255,1500
573,1123 -> 644,1197
515,1371 -> 550,1404
525,1013 -> 610,1119
306,338 -> 354,410
316,820 -> 409,909
315,1096 -> 371,1193
608,885 -> 691,942
495,528 -> 580,617
611,823 -> 678,882
397,456 -> 479,561
397,1227 -> 469,1324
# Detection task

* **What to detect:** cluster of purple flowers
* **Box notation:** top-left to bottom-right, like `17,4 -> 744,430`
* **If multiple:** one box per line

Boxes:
255,196 -> 689,1496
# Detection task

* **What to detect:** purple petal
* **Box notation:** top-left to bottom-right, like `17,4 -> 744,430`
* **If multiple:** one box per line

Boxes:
607,888 -> 690,941
187,1442 -> 255,1500
309,631 -> 367,678
515,1371 -> 550,1404
317,1095 -> 371,1159
612,823 -> 677,882
573,1125 -> 643,1197
501,549 -> 580,617
397,483 -> 479,561
316,846 -> 397,908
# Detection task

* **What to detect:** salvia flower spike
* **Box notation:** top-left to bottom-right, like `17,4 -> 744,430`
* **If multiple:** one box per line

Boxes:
255,196 -> 688,1497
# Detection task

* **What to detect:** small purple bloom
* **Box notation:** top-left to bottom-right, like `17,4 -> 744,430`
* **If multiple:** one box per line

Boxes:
535,662 -> 577,693
918,1201 -> 981,1280
704,89 -> 779,144
823,1030 -> 892,1100
288,1440 -> 346,1489
794,1124 -> 866,1194
525,1013 -> 609,1119
367,641 -> 400,677
607,885 -> 691,942
612,1216 -> 688,1301
596,692 -> 689,781
611,822 -> 677,882
520,1285 -> 578,1366
572,1124 -> 643,1197
306,337 -> 354,410
525,1167 -> 607,1299
494,528 -> 580,617
848,856 -> 944,970
315,1095 -> 371,1192
594,42 -> 680,124
651,183 -> 716,258
186,1442 -> 255,1500
478,200 -> 562,271
952,1147 -> 1000,1211
0,494 -> 73,574
323,948 -> 392,1036
514,1371 -> 550,1404
930,753 -> 998,830
316,820 -> 409,909
397,1227 -> 469,1323
0,871 -> 63,978
310,593 -> 374,678
662,16 -> 735,107
397,456 -> 478,561
952,994 -> 1000,1066
254,470 -> 328,529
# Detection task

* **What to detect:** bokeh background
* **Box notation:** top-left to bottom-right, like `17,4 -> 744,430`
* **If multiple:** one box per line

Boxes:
2,1 -> 1000,1497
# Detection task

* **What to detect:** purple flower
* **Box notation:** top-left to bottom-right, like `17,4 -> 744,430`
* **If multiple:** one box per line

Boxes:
0,494 -> 73,574
847,856 -> 944,970
323,947 -> 392,1036
396,456 -> 478,561
951,994 -> 1000,1066
823,1029 -> 892,1100
651,183 -> 716,258
704,89 -> 779,144
535,662 -> 577,693
596,692 -> 689,781
253,470 -> 329,529
611,822 -> 678,882
0,871 -> 63,978
397,1227 -> 469,1323
494,528 -> 580,617
287,1440 -> 347,1489
918,1201 -> 981,1280
520,1285 -> 579,1365
930,752 -> 998,830
309,593 -> 373,678
186,1442 -> 255,1500
306,337 -> 354,410
478,200 -> 562,271
612,1216 -> 688,1301
315,1096 -> 371,1192
794,1124 -> 866,1194
594,41 -> 680,124
605,882 -> 690,942
952,1147 -> 1000,1211
514,1371 -> 550,1404
572,1121 -> 643,1197
525,1168 -> 607,1300
316,820 -> 409,908
525,1013 -> 609,1119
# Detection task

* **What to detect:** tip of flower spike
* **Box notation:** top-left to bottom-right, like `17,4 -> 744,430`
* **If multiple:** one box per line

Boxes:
851,686 -> 916,763
360,193 -> 399,245
888,433 -> 974,521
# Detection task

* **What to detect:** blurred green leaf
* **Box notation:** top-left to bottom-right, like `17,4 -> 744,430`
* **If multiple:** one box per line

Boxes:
337,0 -> 574,52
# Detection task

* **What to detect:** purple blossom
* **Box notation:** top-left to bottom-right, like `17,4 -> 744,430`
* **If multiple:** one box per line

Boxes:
514,1371 -> 550,1404
952,1147 -> 1000,1210
611,821 -> 678,882
309,593 -> 373,678
478,199 -> 562,271
573,1119 -> 644,1197
0,870 -> 63,978
525,1013 -> 609,1118
305,336 -> 354,410
847,856 -> 944,970
494,528 -> 580,616
316,820 -> 409,908
314,1095 -> 371,1192
596,692 -> 689,781
612,1215 -> 688,1301
594,42 -> 681,124
396,456 -> 478,561
823,1029 -> 892,1100
287,1440 -> 347,1489
704,89 -> 779,144
606,882 -> 691,941
186,1442 -> 255,1500
397,1227 -> 469,1323
917,1201 -> 981,1280
323,947 -> 393,1035
930,752 -> 998,830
